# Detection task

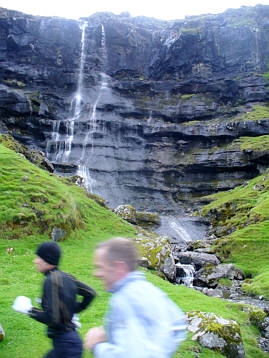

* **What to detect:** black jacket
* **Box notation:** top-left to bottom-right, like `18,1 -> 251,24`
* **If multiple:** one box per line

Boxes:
29,268 -> 96,338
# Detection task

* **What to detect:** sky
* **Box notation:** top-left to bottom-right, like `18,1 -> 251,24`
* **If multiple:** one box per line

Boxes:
0,0 -> 268,21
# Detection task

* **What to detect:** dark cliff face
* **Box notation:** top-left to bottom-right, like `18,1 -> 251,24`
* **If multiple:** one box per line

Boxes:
0,6 -> 269,213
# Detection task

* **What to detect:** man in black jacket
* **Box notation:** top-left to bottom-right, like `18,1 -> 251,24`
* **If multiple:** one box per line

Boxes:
12,241 -> 96,358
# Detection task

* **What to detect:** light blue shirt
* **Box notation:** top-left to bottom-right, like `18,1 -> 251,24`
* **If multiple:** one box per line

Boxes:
94,271 -> 187,358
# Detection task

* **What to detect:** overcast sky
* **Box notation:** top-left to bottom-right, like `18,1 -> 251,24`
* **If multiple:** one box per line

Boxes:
0,0 -> 268,20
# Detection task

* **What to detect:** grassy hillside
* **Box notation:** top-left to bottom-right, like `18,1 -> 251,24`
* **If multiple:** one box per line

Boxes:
0,142 -> 268,357
200,166 -> 269,299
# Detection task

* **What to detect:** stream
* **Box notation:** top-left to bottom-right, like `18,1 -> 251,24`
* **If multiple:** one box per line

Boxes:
152,214 -> 269,312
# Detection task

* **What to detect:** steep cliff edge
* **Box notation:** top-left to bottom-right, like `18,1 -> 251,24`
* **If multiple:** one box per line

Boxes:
0,5 -> 269,212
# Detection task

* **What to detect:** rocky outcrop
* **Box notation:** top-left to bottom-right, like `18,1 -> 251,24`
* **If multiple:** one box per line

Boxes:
0,6 -> 269,212
114,204 -> 160,227
187,311 -> 245,358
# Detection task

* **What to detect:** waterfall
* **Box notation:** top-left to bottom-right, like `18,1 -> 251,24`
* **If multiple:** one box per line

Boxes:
26,96 -> 33,116
147,110 -> 153,125
46,21 -> 87,163
170,220 -> 192,242
77,24 -> 108,192
254,27 -> 260,71
61,21 -> 87,163
176,263 -> 195,287
154,215 -> 209,243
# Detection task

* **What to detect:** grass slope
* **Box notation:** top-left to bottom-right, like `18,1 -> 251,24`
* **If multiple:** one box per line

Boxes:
200,168 -> 269,299
0,143 -> 267,357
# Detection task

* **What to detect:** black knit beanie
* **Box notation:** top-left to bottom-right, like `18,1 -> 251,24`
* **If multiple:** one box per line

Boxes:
36,241 -> 61,266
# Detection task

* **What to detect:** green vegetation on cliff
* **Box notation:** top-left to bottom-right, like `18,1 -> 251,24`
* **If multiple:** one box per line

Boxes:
231,135 -> 269,152
200,170 -> 269,299
232,105 -> 269,122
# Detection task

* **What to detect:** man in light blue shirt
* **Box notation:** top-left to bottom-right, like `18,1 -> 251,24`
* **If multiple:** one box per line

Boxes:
84,237 -> 187,357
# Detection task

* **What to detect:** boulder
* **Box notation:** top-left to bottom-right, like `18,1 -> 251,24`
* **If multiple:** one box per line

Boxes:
161,255 -> 176,282
114,205 -> 137,224
175,251 -> 220,270
194,263 -> 245,288
187,311 -> 245,358
202,287 -> 223,298
132,229 -> 172,275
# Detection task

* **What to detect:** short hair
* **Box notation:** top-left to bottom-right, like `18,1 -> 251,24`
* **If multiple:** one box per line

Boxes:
96,237 -> 138,272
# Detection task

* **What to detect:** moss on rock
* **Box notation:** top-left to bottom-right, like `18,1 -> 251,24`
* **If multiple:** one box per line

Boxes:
187,311 -> 245,357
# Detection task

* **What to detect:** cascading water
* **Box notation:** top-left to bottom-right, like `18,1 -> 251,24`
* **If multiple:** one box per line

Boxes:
176,263 -> 196,287
147,110 -> 153,125
62,21 -> 87,163
77,24 -> 108,192
46,21 -> 87,163
154,215 -> 208,242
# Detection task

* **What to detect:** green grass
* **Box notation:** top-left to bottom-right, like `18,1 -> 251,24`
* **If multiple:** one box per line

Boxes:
0,144 -> 134,241
232,105 -> 269,122
231,135 -> 269,152
1,237 -> 268,358
200,170 -> 269,298
181,94 -> 195,100
0,142 -> 268,357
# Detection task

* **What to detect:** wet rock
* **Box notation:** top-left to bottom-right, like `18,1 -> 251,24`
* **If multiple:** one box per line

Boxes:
175,251 -> 220,270
187,311 -> 245,358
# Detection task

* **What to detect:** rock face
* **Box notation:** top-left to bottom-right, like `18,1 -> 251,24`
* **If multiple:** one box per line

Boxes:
0,6 -> 269,212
